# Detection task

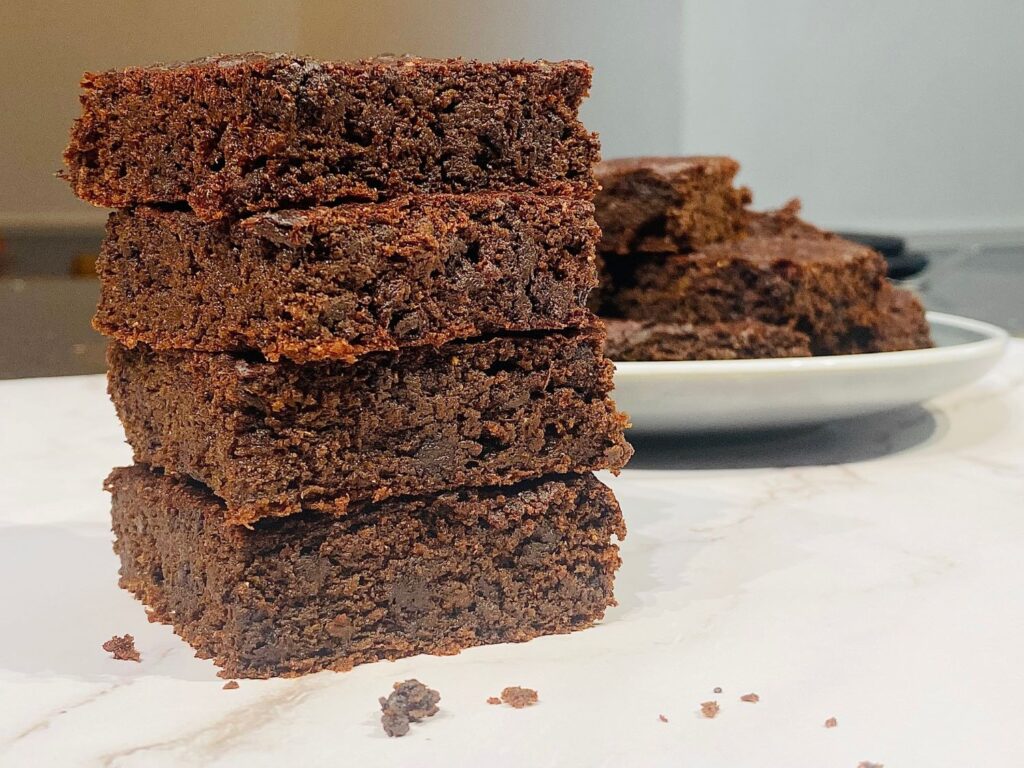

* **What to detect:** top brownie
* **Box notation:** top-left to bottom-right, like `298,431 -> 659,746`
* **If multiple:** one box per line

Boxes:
63,53 -> 600,219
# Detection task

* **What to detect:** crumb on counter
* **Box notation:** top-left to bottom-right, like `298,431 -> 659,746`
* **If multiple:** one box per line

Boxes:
825,717 -> 838,728
487,696 -> 502,705
223,680 -> 239,690
740,692 -> 760,703
700,700 -> 720,719
379,679 -> 440,738
500,686 -> 539,708
658,714 -> 668,723
102,634 -> 140,662
713,686 -> 722,694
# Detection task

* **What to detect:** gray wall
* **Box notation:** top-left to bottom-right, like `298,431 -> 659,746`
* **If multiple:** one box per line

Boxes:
680,0 -> 1024,235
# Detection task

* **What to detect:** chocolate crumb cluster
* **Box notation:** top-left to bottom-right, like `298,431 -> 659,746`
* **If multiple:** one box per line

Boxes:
499,686 -> 539,708
825,717 -> 838,728
700,700 -> 720,719
379,679 -> 441,737
739,692 -> 760,703
222,680 -> 239,690
102,634 -> 140,662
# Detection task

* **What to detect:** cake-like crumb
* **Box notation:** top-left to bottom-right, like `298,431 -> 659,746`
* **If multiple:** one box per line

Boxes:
825,717 -> 838,728
102,634 -> 140,662
379,679 -> 440,738
700,701 -> 720,719
223,680 -> 239,690
658,714 -> 668,723
740,693 -> 760,703
500,686 -> 539,709
487,696 -> 502,705
713,686 -> 722,694
857,762 -> 883,768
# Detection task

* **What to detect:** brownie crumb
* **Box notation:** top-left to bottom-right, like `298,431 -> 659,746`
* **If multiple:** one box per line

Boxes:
102,634 -> 140,662
500,686 -> 539,709
825,717 -> 838,728
700,701 -> 720,719
740,693 -> 760,703
658,714 -> 669,723
487,696 -> 502,705
857,763 -> 883,768
223,680 -> 239,690
713,686 -> 722,694
379,679 -> 440,738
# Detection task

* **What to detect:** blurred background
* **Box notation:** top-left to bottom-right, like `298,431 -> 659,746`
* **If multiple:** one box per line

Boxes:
1,0 -> 1022,377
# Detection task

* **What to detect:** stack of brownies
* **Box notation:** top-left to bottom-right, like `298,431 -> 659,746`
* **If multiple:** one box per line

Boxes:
591,157 -> 932,361
63,54 -> 631,678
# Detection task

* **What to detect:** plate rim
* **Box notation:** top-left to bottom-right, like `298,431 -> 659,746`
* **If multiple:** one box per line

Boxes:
612,312 -> 1010,379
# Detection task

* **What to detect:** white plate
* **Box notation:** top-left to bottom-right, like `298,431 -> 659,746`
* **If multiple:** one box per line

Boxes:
613,312 -> 1009,433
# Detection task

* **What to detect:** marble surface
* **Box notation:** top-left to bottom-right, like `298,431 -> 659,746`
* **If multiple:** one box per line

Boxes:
1,342 -> 1023,767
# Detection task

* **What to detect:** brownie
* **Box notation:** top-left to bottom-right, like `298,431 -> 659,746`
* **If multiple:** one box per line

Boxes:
108,464 -> 626,678
594,156 -> 752,255
604,319 -> 811,361
108,327 -> 632,525
605,234 -> 891,355
63,54 -> 600,219
95,194 -> 598,362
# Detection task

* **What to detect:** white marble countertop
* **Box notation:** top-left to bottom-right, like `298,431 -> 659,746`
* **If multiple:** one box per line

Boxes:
2,342 -> 1023,767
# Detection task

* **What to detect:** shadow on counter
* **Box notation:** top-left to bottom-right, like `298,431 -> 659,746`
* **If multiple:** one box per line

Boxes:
626,405 -> 944,470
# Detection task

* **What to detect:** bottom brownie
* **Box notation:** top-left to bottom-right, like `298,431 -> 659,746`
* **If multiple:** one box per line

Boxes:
604,319 -> 812,361
108,465 -> 625,679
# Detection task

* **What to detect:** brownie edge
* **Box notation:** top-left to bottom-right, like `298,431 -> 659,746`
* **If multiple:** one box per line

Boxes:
108,464 -> 626,679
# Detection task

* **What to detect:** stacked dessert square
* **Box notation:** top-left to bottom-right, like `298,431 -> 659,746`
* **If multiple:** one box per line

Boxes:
591,157 -> 932,360
64,54 -> 631,678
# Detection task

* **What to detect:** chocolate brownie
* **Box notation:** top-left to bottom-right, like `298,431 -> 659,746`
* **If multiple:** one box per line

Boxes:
108,464 -> 625,678
108,327 -> 632,525
63,54 -> 599,219
594,156 -> 751,255
606,235 -> 891,355
604,319 -> 811,361
95,194 -> 598,362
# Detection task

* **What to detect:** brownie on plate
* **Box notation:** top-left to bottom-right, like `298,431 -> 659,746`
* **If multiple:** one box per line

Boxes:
109,464 -> 625,678
108,326 -> 632,526
64,54 -> 599,219
96,194 -> 599,362
604,319 -> 811,362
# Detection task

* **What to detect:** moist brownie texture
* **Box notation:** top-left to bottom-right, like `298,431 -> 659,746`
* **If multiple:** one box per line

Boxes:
64,54 -> 600,219
594,156 -> 751,255
604,319 -> 811,361
95,194 -> 598,362
108,327 -> 632,525
108,464 -> 625,679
